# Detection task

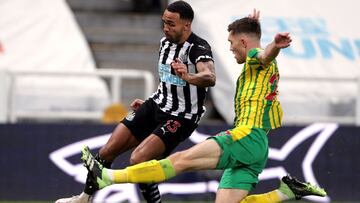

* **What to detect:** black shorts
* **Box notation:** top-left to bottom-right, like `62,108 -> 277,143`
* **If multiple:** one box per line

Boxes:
122,99 -> 198,156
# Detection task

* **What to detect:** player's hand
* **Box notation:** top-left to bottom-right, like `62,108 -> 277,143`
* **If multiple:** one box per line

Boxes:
171,58 -> 189,81
274,32 -> 292,48
130,98 -> 144,111
248,8 -> 260,21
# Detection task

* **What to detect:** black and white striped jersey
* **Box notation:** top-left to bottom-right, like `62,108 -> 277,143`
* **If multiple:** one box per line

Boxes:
150,32 -> 213,124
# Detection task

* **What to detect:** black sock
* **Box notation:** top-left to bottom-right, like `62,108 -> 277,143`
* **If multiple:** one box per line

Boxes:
139,183 -> 162,203
83,173 -> 97,195
83,153 -> 112,195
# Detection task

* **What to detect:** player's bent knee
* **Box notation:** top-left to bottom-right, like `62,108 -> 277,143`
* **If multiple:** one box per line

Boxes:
129,151 -> 147,165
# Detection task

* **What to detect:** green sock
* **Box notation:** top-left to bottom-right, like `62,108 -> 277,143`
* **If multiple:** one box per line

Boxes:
278,180 -> 295,199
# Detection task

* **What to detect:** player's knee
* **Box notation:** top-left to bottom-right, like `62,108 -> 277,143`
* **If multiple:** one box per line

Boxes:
130,150 -> 149,165
129,152 -> 141,165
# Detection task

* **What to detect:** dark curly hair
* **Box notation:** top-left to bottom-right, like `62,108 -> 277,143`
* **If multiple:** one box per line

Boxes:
167,1 -> 194,22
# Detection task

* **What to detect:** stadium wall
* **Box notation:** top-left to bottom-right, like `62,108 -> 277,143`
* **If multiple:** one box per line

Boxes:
184,0 -> 360,125
0,123 -> 358,202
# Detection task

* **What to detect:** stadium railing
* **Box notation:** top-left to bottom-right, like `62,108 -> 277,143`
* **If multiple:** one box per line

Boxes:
1,71 -> 360,126
0,69 -> 155,123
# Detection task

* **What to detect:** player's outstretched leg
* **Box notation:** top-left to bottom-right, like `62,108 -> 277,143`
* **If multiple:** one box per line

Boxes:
280,174 -> 327,200
81,146 -> 113,189
82,145 -> 177,185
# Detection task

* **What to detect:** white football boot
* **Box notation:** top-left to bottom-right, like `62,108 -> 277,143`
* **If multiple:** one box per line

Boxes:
55,192 -> 91,203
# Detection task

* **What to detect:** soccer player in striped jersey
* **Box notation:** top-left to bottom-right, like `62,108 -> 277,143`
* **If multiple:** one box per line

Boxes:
55,1 -> 215,203
81,10 -> 327,203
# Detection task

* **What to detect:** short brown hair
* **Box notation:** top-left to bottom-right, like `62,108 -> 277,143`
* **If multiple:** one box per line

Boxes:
227,17 -> 261,39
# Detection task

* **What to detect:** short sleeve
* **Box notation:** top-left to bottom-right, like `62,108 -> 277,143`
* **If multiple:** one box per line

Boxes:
189,40 -> 213,64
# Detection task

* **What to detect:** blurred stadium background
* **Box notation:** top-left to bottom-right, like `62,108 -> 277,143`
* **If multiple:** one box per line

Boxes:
0,0 -> 359,202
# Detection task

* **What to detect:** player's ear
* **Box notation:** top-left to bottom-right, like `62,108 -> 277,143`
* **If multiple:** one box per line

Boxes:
240,39 -> 247,49
184,21 -> 191,31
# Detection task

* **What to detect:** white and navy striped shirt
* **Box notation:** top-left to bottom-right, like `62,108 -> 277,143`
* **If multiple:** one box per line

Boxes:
150,33 -> 213,123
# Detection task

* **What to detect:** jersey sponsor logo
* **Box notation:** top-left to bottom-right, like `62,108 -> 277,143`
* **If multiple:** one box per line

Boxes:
265,73 -> 279,101
158,64 -> 186,86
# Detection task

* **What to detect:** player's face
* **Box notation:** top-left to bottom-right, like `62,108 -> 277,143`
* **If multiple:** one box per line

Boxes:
228,32 -> 246,64
162,10 -> 189,43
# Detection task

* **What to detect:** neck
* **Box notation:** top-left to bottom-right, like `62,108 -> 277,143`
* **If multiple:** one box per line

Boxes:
246,41 -> 261,53
178,31 -> 192,44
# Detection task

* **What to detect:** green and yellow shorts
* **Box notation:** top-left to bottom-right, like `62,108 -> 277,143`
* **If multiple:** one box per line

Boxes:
208,126 -> 269,191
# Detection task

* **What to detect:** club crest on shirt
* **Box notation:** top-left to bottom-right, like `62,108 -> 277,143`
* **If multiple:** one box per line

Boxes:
178,49 -> 189,64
